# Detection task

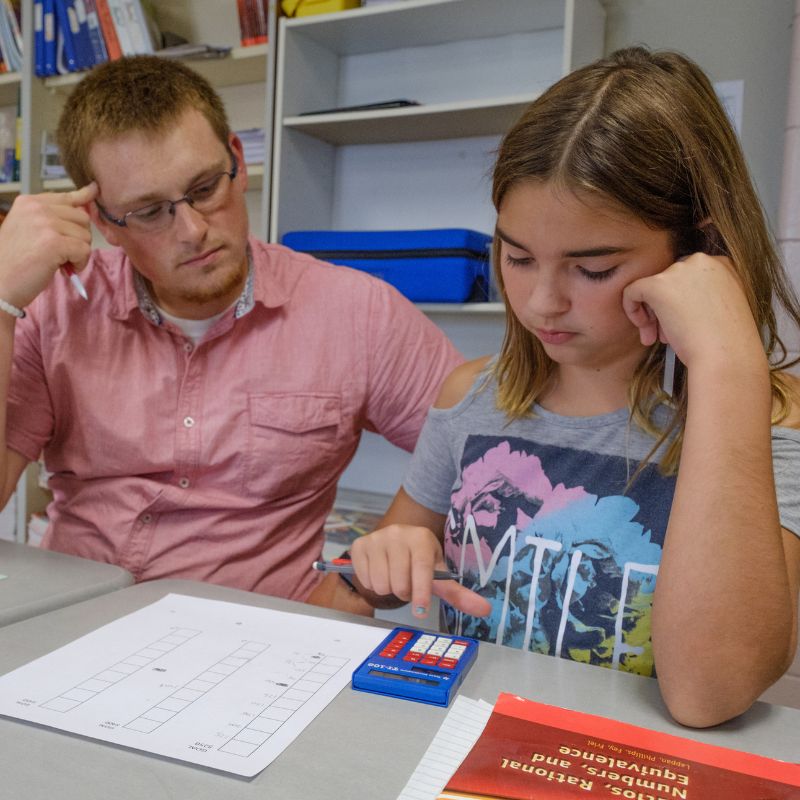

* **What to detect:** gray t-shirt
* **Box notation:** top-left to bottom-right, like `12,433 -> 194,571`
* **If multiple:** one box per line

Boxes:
404,367 -> 800,677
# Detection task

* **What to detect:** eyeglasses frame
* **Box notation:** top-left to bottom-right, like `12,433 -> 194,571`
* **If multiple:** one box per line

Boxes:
95,146 -> 239,230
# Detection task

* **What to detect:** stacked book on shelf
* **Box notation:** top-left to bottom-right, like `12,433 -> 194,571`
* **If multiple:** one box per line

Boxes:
34,1 -> 262,78
0,0 -> 21,73
41,127 -> 266,183
34,0 -> 155,76
238,127 -> 265,166
237,0 -> 268,45
40,130 -> 65,181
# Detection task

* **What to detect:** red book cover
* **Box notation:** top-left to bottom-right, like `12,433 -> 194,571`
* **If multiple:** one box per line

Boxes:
252,0 -> 268,45
438,693 -> 800,799
94,0 -> 122,60
236,0 -> 253,47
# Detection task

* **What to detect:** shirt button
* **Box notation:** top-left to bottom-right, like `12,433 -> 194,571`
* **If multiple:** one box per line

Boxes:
178,477 -> 190,489
183,416 -> 195,428
141,513 -> 152,524
183,342 -> 193,352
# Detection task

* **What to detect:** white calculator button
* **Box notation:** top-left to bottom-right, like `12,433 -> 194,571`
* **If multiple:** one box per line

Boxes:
429,637 -> 450,653
411,634 -> 436,653
444,645 -> 466,659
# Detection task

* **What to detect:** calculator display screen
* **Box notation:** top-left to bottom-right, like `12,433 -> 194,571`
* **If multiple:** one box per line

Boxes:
367,669 -> 438,687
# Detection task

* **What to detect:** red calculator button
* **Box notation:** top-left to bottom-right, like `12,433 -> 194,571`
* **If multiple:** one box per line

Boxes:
420,655 -> 439,666
404,652 -> 422,662
454,641 -> 470,647
438,658 -> 458,669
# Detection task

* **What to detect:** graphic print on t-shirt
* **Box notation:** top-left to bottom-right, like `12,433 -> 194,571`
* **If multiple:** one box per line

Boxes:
442,435 -> 675,676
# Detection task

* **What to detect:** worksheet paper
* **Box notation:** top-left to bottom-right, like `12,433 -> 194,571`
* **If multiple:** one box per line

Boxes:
0,593 -> 386,777
397,695 -> 493,800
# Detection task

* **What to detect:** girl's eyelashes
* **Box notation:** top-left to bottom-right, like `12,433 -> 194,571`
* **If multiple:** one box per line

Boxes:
578,265 -> 619,281
503,253 -> 533,267
502,250 -> 620,281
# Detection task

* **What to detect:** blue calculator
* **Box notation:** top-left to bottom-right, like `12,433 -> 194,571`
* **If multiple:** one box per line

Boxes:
352,626 -> 479,707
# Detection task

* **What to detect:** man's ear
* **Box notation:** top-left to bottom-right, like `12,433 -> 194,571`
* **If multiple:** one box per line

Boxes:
228,133 -> 248,193
88,201 -> 122,248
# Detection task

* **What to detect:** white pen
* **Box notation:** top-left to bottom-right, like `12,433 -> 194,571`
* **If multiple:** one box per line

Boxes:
61,261 -> 89,301
663,344 -> 676,397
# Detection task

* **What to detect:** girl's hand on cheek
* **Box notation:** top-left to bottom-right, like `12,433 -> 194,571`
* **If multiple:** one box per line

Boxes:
621,253 -> 764,370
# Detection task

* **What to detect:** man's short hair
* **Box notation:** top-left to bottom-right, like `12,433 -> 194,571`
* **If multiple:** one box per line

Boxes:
57,55 -> 231,187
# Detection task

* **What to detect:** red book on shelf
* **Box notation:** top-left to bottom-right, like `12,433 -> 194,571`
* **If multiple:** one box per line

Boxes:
94,0 -> 122,60
438,693 -> 800,799
236,0 -> 253,46
252,0 -> 268,45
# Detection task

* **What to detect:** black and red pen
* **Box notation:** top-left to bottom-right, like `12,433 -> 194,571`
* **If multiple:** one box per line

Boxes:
312,558 -> 458,581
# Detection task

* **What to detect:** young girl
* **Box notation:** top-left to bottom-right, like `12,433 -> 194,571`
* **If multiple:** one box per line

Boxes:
341,47 -> 800,727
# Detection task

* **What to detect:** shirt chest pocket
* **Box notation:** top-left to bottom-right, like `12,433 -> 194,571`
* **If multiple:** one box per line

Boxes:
246,393 -> 344,500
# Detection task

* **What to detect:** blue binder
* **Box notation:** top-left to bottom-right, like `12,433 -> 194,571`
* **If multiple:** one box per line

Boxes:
34,0 -> 45,75
54,0 -> 89,71
42,0 -> 57,75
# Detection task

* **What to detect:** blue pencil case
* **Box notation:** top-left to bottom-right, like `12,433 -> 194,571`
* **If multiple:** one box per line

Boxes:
281,228 -> 493,302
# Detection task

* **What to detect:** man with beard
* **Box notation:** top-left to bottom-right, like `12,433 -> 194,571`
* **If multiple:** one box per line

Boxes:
0,56 -> 461,608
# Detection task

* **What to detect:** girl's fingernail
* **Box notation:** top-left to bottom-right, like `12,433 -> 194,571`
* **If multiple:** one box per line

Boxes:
414,605 -> 427,616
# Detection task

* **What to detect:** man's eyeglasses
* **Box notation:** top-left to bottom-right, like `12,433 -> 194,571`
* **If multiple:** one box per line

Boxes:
96,151 -> 239,233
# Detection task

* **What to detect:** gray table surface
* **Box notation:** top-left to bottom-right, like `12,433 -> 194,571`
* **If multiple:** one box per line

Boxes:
0,579 -> 797,800
0,540 -> 133,626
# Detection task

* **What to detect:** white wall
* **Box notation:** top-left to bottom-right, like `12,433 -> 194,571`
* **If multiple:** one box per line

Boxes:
603,0 -> 794,228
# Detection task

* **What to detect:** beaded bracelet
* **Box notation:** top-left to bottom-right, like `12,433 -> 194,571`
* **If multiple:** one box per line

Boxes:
0,298 -> 25,319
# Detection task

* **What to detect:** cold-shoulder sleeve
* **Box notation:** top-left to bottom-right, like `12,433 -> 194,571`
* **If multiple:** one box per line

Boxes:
772,425 -> 800,537
402,406 -> 461,514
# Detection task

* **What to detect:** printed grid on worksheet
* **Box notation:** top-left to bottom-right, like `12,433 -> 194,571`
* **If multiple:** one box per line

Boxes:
38,626 -> 350,757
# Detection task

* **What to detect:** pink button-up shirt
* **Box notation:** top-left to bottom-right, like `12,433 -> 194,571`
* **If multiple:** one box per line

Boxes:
7,238 -> 462,600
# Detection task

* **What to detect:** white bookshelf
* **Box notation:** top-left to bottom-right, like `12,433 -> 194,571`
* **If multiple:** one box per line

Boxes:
282,93 -> 540,145
273,0 -> 605,493
270,0 -> 604,317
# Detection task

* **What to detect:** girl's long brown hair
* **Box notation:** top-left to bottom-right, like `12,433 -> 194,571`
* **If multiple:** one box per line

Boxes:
492,46 -> 800,474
